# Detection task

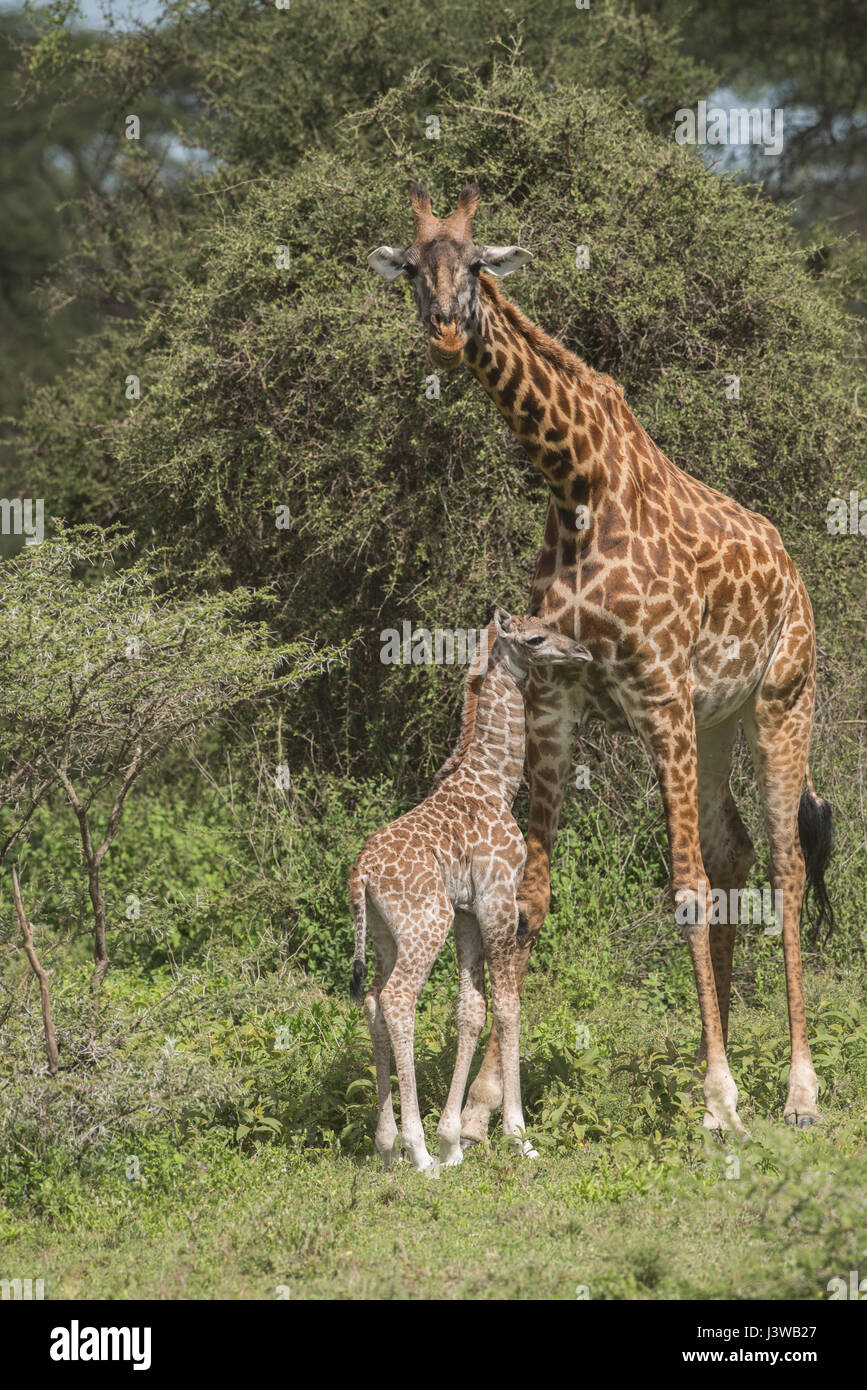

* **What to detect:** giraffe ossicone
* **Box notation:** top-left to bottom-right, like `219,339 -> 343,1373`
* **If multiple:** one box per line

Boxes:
369,180 -> 835,1139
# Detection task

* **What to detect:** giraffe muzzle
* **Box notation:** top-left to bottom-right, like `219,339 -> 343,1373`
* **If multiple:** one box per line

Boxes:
428,323 -> 466,369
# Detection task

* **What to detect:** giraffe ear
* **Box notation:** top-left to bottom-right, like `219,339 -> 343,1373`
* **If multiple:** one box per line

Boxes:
478,246 -> 533,277
368,246 -> 409,281
493,606 -> 513,637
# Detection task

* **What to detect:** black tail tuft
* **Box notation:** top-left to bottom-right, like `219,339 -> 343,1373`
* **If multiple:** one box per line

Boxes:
798,788 -> 835,944
350,959 -> 364,1003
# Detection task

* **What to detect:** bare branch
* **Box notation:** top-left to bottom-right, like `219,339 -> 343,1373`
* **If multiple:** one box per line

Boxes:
11,867 -> 60,1077
94,742 -> 145,867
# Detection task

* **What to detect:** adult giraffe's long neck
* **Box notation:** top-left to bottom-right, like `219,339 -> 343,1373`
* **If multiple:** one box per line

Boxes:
464,275 -> 637,517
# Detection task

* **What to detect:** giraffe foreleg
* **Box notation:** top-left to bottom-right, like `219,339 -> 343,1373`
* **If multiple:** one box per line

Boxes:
645,690 -> 744,1133
477,888 -> 537,1157
460,679 -> 574,1145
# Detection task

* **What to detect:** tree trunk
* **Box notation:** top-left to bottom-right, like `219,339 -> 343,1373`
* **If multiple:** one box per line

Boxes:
88,861 -> 109,996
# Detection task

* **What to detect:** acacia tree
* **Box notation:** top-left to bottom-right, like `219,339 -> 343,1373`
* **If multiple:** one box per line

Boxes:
0,524 -> 340,996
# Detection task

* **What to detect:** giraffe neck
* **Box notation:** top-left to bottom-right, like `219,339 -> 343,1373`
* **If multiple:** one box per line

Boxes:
464,275 -> 635,515
452,641 -> 526,804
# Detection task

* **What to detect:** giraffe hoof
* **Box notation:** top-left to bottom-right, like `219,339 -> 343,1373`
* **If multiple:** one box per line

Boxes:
459,1105 -> 494,1145
378,1142 -> 403,1169
439,1142 -> 464,1167
785,1112 -> 819,1129
505,1135 -> 539,1159
459,1137 -> 478,1152
703,1109 -> 748,1137
702,1107 -> 731,1133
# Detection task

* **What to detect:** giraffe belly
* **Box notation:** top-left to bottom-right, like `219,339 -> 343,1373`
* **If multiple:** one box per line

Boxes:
692,685 -> 753,730
568,670 -> 638,734
568,637 -> 779,735
441,864 -> 474,911
691,614 -> 788,728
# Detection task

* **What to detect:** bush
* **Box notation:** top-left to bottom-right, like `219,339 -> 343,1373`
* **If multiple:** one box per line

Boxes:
12,61 -> 863,793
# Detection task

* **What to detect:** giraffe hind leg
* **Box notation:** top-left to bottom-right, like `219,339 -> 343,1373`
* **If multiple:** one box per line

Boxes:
695,716 -> 756,1099
378,881 -> 455,1170
744,676 -> 822,1127
363,900 -> 400,1166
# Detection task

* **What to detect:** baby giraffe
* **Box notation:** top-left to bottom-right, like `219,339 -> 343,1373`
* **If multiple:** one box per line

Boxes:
348,608 -> 591,1172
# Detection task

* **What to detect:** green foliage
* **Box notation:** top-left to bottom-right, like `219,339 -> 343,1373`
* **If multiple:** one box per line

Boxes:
0,523 -> 340,995
20,0 -> 713,173
3,928 -> 866,1296
0,523 -> 337,862
11,59 -> 863,790
0,8 -> 200,496
1,0 -> 865,1304
640,0 -> 867,232
0,522 -> 324,736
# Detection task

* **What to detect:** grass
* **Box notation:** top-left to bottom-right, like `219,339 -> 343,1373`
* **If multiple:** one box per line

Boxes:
5,1135 -> 862,1302
3,955 -> 865,1300
2,782 -> 865,1301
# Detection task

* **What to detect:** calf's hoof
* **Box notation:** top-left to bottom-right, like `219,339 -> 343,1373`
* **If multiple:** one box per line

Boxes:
377,1139 -> 403,1169
460,1099 -> 495,1146
439,1139 -> 464,1167
505,1133 -> 539,1159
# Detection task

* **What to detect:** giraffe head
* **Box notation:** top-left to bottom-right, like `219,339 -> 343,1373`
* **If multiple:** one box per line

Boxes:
492,608 -> 591,681
368,182 -> 532,370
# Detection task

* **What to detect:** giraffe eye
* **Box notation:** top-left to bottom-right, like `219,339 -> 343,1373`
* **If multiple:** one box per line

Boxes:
404,262 -> 417,278
469,260 -> 483,275
525,635 -> 546,647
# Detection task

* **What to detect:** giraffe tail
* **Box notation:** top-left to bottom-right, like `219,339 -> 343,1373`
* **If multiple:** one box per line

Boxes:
349,870 -> 367,1002
798,768 -> 835,943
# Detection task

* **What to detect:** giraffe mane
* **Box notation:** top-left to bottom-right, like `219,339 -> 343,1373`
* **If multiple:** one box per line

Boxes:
431,279 -> 625,791
479,274 -> 624,401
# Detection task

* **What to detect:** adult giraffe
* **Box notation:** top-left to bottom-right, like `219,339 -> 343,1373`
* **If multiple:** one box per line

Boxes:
368,181 -> 834,1135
